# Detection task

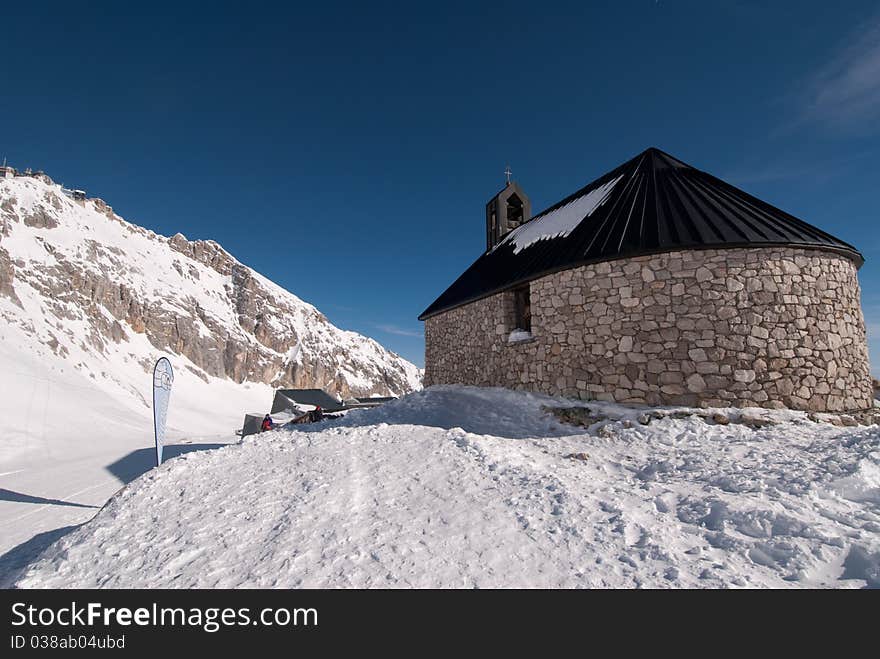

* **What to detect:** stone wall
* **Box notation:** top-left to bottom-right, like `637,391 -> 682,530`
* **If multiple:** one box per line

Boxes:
424,247 -> 872,412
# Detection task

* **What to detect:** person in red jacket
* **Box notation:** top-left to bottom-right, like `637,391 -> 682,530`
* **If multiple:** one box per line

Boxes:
260,414 -> 274,432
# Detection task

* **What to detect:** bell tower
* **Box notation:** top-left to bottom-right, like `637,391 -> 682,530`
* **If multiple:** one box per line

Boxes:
486,166 -> 531,251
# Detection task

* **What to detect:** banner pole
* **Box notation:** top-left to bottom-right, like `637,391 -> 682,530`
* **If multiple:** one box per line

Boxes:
152,357 -> 174,467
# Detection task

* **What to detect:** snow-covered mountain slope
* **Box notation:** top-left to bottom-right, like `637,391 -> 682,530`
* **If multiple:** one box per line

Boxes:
0,173 -> 421,414
0,171 -> 421,559
13,387 -> 879,588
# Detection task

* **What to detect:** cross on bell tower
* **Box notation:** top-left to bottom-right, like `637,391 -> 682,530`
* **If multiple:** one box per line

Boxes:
504,165 -> 512,186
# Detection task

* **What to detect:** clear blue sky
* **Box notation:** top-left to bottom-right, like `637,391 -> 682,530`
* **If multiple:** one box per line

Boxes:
2,1 -> 879,369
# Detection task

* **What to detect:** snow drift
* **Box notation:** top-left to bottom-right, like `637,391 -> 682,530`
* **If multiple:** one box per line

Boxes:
12,387 -> 880,589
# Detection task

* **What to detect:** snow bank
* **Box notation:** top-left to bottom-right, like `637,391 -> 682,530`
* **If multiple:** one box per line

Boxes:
13,386 -> 880,588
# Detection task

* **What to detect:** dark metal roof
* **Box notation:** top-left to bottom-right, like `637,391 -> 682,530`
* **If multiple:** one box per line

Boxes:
271,389 -> 344,413
419,147 -> 862,320
354,396 -> 396,404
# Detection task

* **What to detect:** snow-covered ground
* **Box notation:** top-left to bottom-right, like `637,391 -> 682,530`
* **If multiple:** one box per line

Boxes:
8,386 -> 879,588
0,315 -> 273,559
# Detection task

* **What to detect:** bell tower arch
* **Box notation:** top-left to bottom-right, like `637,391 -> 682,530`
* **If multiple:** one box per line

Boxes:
486,176 -> 530,251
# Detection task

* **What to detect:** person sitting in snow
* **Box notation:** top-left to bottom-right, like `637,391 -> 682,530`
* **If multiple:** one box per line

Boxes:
311,405 -> 324,423
260,414 -> 274,432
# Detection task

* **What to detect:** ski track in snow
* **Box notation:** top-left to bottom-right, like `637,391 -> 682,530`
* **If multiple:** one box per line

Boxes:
10,387 -> 880,589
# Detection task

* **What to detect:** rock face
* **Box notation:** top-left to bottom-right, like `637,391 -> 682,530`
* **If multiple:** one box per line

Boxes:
424,247 -> 871,412
0,174 -> 421,399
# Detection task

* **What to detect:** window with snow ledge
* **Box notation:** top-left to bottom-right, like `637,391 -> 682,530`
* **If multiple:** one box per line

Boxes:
506,285 -> 533,344
508,329 -> 533,344
513,285 -> 531,332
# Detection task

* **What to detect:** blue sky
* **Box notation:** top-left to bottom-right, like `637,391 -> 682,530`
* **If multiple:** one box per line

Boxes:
2,1 -> 879,369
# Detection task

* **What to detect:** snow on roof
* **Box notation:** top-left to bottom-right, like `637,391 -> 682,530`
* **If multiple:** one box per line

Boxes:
496,174 -> 623,254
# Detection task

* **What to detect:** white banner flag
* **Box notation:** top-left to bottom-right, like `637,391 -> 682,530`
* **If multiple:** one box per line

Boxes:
152,357 -> 174,466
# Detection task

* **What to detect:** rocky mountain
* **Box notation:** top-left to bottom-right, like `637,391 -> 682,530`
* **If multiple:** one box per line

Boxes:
0,172 -> 422,409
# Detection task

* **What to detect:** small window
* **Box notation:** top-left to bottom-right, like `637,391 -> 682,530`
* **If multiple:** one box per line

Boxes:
513,285 -> 531,333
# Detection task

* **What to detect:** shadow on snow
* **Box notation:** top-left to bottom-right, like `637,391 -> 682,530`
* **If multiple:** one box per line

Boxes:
104,443 -> 227,485
0,489 -> 99,509
0,524 -> 81,588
